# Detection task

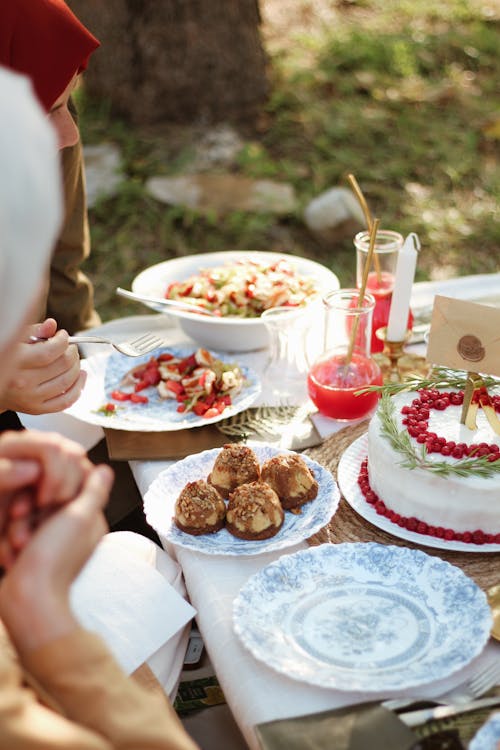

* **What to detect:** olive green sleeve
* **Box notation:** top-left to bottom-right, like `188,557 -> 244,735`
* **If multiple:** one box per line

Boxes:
44,137 -> 101,334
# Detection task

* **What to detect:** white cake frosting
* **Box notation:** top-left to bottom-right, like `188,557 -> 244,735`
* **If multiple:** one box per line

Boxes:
367,390 -> 500,536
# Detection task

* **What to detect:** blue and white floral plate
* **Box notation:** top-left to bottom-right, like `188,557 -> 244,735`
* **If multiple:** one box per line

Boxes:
233,543 -> 492,691
66,347 -> 260,431
469,712 -> 500,750
143,445 -> 340,556
338,435 -> 500,554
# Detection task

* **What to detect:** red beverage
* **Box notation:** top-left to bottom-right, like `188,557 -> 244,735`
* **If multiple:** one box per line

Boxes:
366,270 -> 394,297
366,271 -> 393,353
355,230 -> 414,353
364,273 -> 413,352
307,353 -> 382,420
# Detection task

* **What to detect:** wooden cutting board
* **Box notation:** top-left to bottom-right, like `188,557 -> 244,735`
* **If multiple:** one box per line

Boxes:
104,425 -> 228,461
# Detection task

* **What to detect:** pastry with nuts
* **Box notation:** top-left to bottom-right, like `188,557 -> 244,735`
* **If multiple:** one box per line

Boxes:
208,443 -> 260,497
174,479 -> 226,535
226,481 -> 284,540
261,453 -> 318,511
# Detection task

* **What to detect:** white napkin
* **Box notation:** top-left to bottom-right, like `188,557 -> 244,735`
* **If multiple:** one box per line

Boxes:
70,539 -> 196,675
19,411 -> 104,451
310,411 -> 367,441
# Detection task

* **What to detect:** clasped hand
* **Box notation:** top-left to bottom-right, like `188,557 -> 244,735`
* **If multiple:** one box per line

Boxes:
0,430 -> 113,654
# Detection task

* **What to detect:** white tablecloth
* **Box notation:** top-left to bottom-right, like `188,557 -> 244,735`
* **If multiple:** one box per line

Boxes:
129,457 -> 500,750
23,274 -> 500,749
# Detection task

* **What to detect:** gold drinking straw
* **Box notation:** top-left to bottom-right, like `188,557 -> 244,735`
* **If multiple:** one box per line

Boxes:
344,217 -> 380,370
347,173 -> 382,283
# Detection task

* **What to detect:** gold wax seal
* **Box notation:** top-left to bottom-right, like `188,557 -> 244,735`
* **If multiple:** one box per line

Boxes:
457,334 -> 485,362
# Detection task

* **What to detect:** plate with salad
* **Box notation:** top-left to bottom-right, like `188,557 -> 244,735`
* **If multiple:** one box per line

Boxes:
66,346 -> 261,431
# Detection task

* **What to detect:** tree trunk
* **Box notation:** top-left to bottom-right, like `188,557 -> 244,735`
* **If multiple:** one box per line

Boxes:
68,0 -> 268,127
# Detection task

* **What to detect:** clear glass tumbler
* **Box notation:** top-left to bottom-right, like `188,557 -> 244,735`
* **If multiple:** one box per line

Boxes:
354,229 -> 409,352
261,306 -> 311,405
307,289 -> 383,420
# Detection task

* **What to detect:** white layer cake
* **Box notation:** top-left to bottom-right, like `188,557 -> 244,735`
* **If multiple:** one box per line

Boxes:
367,390 -> 500,535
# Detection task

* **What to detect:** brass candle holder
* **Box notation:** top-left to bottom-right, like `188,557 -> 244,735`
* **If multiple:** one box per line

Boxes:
373,327 -> 431,384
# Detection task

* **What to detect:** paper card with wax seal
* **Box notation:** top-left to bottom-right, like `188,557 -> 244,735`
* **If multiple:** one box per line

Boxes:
426,295 -> 500,377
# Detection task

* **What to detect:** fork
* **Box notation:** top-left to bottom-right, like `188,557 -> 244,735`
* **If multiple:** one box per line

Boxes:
30,332 -> 165,357
465,660 -> 500,699
383,659 -> 500,712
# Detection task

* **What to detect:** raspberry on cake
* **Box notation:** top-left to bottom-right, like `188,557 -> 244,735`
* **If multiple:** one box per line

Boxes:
261,453 -> 318,511
208,443 -> 260,497
226,481 -> 284,540
174,479 -> 226,536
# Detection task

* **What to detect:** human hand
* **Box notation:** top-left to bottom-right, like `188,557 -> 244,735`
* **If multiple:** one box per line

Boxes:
0,457 -> 41,568
0,430 -> 94,566
0,429 -> 93,505
0,465 -> 113,655
0,318 -> 86,414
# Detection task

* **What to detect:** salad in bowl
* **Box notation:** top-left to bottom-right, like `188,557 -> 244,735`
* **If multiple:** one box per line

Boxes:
164,256 -> 318,318
131,251 -> 339,351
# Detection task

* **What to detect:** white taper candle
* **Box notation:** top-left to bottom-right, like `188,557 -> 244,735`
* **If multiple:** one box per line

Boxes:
386,232 -> 420,341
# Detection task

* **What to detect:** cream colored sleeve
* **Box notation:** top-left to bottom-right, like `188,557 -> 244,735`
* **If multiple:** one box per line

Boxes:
0,639 -> 110,750
19,628 -> 199,750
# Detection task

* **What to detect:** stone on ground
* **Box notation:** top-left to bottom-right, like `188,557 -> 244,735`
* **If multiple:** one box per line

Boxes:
146,173 -> 297,215
304,187 -> 366,243
189,125 -> 244,171
83,143 -> 123,208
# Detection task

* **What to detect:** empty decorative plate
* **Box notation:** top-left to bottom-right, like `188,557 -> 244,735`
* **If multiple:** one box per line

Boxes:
233,543 -> 492,691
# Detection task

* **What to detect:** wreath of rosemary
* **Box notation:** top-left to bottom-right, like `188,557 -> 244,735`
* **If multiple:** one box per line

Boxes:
378,390 -> 500,479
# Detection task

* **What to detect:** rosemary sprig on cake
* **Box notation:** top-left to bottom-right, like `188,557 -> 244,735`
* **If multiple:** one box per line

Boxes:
360,367 -> 500,396
378,391 -> 500,478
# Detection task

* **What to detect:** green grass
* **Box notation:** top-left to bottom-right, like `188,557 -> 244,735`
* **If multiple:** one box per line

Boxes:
77,0 -> 500,321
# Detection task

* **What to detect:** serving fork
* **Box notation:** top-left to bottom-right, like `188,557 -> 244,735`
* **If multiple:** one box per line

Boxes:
30,331 -> 165,357
116,287 -> 219,317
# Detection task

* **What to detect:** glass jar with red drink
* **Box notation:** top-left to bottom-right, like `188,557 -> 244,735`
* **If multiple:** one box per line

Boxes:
307,289 -> 383,421
354,230 -> 412,352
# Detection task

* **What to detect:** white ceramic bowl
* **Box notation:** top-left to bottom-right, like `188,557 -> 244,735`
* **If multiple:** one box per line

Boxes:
131,251 -> 340,352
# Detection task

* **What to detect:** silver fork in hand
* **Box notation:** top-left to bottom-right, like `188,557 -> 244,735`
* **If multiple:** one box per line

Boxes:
383,659 -> 500,712
30,331 -> 165,357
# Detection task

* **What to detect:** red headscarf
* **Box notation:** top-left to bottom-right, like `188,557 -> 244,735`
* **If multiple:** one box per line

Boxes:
0,0 -> 99,111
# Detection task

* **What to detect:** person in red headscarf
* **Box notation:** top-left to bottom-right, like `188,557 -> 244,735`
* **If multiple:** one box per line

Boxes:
0,0 -> 99,119
0,0 -> 101,420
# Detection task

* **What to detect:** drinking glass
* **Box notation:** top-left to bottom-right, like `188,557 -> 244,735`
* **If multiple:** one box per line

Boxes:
354,229 -> 412,352
261,306 -> 311,405
307,289 -> 383,420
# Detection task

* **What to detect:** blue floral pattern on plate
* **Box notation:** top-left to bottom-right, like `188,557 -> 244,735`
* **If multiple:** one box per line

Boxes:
143,445 -> 340,556
233,543 -> 492,691
469,712 -> 500,750
337,435 -> 500,554
66,347 -> 260,431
